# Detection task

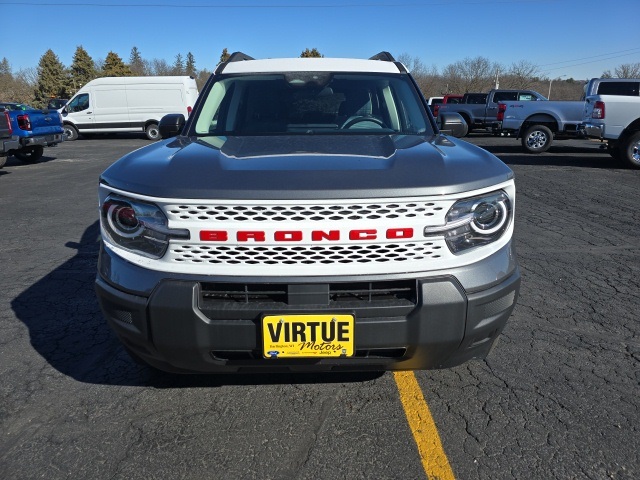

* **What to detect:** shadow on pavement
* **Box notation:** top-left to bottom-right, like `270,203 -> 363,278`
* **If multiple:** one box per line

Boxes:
11,221 -> 382,388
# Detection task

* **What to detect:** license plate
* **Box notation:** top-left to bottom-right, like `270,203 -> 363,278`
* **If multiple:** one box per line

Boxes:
262,314 -> 354,359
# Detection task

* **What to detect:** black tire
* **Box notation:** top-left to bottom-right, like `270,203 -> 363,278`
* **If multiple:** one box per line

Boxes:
14,146 -> 44,163
64,124 -> 79,141
145,123 -> 160,141
620,131 -> 640,169
521,124 -> 553,153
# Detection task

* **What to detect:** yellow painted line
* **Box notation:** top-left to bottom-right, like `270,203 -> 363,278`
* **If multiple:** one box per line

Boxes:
393,371 -> 456,480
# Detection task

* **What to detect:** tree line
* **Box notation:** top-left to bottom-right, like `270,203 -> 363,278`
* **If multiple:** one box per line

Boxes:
1,46 -> 638,108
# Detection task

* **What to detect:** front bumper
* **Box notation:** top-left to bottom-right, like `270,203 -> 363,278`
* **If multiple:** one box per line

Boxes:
95,243 -> 520,373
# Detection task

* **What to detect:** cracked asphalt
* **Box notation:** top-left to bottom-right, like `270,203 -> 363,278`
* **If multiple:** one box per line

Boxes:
0,134 -> 638,479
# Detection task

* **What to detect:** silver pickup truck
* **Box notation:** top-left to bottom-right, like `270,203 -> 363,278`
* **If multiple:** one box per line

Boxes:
495,100 -> 585,153
438,89 -> 546,134
581,78 -> 640,168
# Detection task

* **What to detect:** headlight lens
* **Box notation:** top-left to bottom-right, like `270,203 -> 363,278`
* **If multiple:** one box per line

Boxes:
101,195 -> 189,259
424,191 -> 511,253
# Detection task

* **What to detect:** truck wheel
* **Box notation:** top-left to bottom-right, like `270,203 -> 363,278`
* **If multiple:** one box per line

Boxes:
64,124 -> 79,141
14,146 -> 44,163
521,125 -> 553,153
620,131 -> 640,169
145,123 -> 160,141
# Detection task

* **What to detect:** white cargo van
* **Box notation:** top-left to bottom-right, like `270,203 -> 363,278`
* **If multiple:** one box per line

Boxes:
61,76 -> 198,140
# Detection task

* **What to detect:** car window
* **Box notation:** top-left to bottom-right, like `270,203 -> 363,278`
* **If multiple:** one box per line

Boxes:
194,73 -> 432,136
67,94 -> 90,112
597,81 -> 640,96
493,92 -> 518,103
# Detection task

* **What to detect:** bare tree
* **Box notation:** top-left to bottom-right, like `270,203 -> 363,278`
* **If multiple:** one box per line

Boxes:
501,60 -> 539,89
615,62 -> 640,78
442,56 -> 497,93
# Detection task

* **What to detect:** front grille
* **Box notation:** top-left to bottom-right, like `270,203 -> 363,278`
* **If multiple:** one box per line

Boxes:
171,242 -> 444,266
166,201 -> 445,222
200,280 -> 417,307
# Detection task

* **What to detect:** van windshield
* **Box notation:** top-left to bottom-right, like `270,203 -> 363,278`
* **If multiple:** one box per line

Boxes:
193,73 -> 432,136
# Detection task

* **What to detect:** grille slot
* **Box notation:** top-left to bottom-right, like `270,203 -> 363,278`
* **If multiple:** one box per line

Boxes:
200,280 -> 417,307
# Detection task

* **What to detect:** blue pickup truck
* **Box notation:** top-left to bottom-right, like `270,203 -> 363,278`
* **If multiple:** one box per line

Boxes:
0,102 -> 65,167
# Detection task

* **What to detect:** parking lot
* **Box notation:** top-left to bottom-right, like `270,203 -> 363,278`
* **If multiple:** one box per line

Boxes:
0,134 -> 638,479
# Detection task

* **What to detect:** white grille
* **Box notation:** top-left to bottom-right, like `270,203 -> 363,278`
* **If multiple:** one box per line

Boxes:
165,201 -> 446,222
169,241 -> 446,266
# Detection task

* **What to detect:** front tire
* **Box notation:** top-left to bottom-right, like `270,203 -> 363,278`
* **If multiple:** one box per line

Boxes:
14,146 -> 44,163
521,124 -> 553,153
620,131 -> 640,169
64,124 -> 79,141
145,123 -> 160,141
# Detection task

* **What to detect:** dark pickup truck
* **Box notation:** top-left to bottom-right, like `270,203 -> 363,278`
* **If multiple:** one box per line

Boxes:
0,102 -> 65,165
438,89 -> 546,133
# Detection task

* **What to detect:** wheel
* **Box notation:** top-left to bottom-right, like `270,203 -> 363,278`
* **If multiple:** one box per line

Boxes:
620,131 -> 640,169
13,146 -> 44,163
145,123 -> 160,140
340,116 -> 386,129
521,125 -> 553,153
63,124 -> 79,141
0,156 -> 6,168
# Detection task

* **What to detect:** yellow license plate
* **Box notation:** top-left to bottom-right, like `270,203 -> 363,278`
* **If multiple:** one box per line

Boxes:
262,314 -> 355,359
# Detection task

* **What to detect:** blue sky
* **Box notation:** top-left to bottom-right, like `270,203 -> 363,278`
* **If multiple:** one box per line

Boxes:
2,0 -> 639,81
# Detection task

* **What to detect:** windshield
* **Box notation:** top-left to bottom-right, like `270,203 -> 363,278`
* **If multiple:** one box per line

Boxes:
193,72 -> 432,136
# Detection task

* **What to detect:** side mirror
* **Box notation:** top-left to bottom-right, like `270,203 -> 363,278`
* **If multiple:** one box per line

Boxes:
159,113 -> 186,139
437,112 -> 468,138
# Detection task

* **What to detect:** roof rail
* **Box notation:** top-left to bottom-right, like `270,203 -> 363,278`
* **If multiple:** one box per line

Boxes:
216,51 -> 255,74
369,51 -> 396,62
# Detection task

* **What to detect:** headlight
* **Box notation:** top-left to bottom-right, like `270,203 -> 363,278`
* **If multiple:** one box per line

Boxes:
101,195 -> 189,259
424,191 -> 512,253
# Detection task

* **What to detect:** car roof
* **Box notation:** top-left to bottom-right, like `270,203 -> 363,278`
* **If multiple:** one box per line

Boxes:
220,57 -> 405,75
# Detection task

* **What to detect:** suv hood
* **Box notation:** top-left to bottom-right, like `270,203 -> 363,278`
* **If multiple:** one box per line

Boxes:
100,134 -> 513,200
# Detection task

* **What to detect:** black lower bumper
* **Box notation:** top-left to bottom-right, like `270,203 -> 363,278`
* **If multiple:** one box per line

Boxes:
95,263 -> 520,373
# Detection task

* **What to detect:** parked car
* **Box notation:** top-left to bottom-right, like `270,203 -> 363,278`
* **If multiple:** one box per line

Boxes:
94,51 -> 520,374
0,103 -> 64,163
433,94 -> 464,117
61,76 -> 198,141
495,99 -> 585,153
581,78 -> 640,168
438,89 -> 546,133
426,96 -> 444,114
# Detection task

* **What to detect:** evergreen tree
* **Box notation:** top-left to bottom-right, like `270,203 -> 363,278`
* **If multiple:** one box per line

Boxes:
185,52 -> 196,77
0,57 -> 11,77
129,46 -> 145,76
102,51 -> 132,77
300,48 -> 323,58
173,53 -> 184,75
219,48 -> 230,64
68,45 -> 95,94
34,49 -> 67,107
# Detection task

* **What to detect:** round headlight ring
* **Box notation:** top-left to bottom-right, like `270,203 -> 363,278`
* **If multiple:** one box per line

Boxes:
107,203 -> 144,238
470,199 -> 508,235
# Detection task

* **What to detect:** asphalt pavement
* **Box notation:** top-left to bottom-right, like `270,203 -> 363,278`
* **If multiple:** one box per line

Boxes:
0,133 -> 638,479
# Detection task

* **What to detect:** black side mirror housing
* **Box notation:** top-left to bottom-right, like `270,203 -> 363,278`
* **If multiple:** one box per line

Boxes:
159,114 -> 186,139
438,112 -> 468,138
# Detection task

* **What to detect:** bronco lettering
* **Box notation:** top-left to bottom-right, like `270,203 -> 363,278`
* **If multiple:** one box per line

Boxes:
199,228 -> 415,242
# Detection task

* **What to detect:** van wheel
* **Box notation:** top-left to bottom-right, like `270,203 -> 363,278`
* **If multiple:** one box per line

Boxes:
64,124 -> 79,141
620,131 -> 640,169
145,123 -> 160,141
14,146 -> 44,163
521,125 -> 553,153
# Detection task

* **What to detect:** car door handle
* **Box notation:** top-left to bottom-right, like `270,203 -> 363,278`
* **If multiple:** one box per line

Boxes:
87,111 -> 92,114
